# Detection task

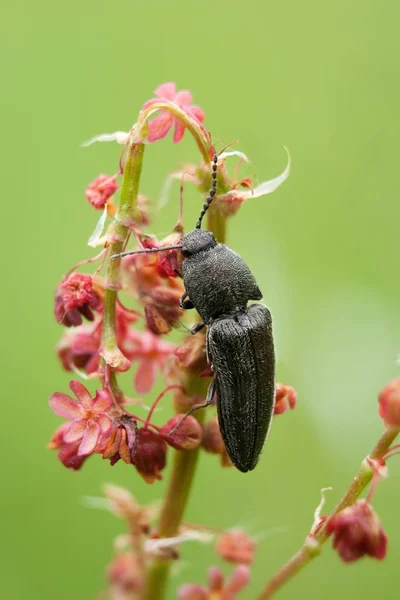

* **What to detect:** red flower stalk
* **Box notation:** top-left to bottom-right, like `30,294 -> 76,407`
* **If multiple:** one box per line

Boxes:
327,500 -> 388,563
215,530 -> 256,565
178,565 -> 250,599
274,383 -> 297,415
54,273 -> 102,327
143,82 -> 205,143
85,174 -> 118,210
378,378 -> 400,428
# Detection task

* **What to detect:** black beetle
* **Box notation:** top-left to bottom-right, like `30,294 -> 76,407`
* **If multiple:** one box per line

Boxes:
114,154 -> 275,472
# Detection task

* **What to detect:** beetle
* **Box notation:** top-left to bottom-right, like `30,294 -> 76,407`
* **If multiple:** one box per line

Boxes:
114,154 -> 275,472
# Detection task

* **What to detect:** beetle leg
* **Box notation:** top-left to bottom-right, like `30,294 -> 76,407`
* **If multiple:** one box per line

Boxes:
168,379 -> 216,438
180,290 -> 195,310
189,321 -> 205,335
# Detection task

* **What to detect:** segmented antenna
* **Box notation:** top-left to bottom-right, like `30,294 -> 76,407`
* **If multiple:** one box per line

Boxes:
195,154 -> 218,229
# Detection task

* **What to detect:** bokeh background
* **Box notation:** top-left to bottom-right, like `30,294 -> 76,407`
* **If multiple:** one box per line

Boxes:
1,1 -> 399,598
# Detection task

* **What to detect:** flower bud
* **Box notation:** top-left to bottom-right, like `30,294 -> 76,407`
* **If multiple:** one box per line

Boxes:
133,428 -> 167,484
215,530 -> 256,565
274,383 -> 297,415
327,500 -> 387,562
160,415 -> 202,450
201,416 -> 233,468
107,552 -> 144,595
54,273 -> 102,327
144,286 -> 182,334
174,333 -> 208,375
378,378 -> 400,428
85,174 -> 118,210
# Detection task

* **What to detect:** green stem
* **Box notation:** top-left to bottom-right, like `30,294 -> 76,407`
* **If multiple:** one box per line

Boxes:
100,143 -> 144,370
141,213 -> 227,600
257,426 -> 400,599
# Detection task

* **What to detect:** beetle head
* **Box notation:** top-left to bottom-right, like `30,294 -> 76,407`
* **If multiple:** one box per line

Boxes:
182,229 -> 217,257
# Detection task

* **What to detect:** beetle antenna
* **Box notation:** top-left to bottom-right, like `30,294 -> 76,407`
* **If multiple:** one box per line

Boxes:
195,154 -> 218,229
111,245 -> 183,260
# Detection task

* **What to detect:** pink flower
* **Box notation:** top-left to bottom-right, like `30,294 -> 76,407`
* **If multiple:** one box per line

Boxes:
85,174 -> 118,210
327,500 -> 388,563
107,552 -> 144,596
57,321 -> 102,374
127,330 -> 176,394
48,423 -> 89,470
49,380 -> 112,457
54,273 -> 102,327
215,530 -> 256,565
143,82 -> 205,143
274,383 -> 297,415
178,565 -> 250,600
378,378 -> 400,428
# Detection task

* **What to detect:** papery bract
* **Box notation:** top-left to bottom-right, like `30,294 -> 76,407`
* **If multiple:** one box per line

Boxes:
102,415 -> 138,466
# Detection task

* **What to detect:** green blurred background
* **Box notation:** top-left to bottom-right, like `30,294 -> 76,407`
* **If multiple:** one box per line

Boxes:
1,1 -> 399,598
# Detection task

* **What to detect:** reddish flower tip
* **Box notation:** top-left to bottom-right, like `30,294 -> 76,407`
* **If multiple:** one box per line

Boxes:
378,378 -> 400,428
327,500 -> 388,563
85,174 -> 118,210
143,82 -> 205,144
274,383 -> 297,415
107,552 -> 144,595
215,530 -> 256,565
179,565 -> 250,599
54,273 -> 102,327
133,428 -> 167,483
160,415 -> 202,450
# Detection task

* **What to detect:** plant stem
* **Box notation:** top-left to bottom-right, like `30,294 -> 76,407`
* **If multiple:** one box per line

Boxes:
141,210 -> 227,600
257,426 -> 400,599
100,143 -> 144,372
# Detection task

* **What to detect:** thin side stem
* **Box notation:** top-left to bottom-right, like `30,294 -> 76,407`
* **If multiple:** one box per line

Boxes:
257,426 -> 400,599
